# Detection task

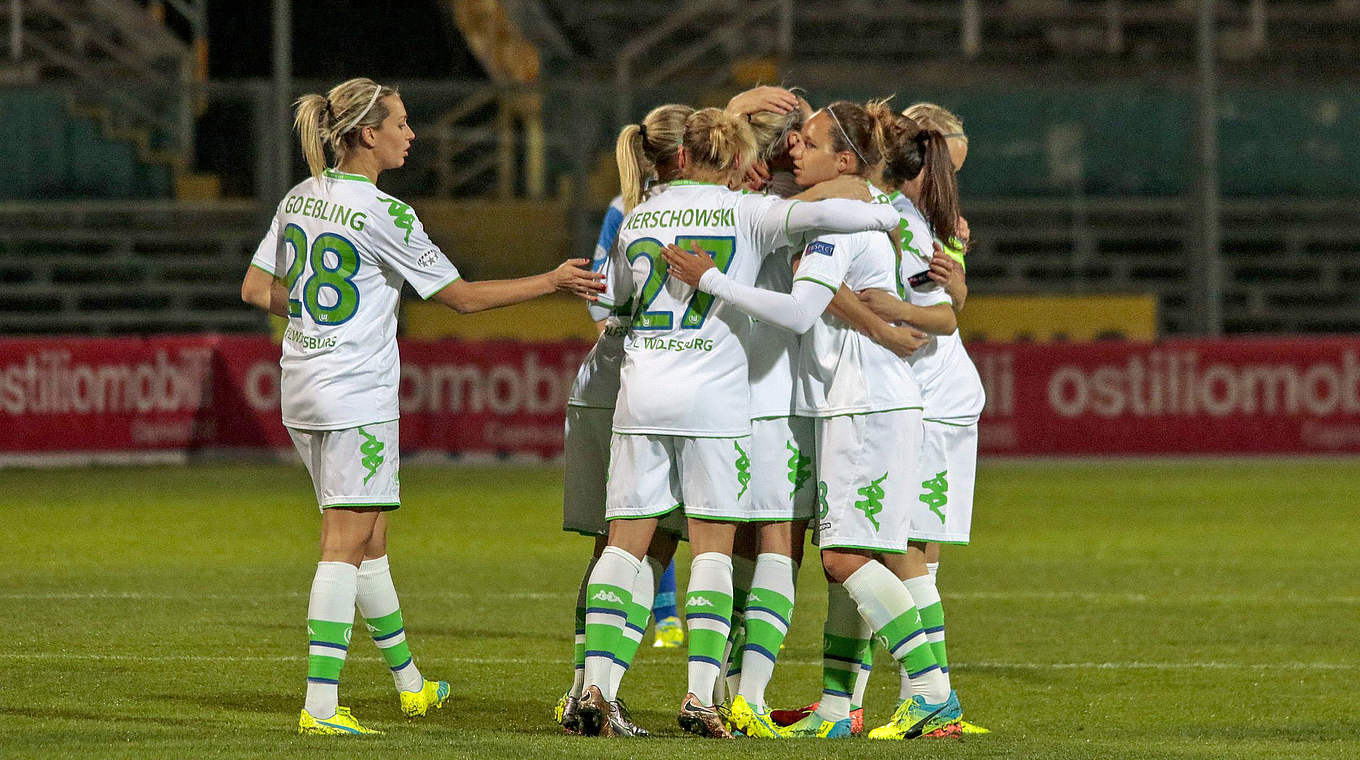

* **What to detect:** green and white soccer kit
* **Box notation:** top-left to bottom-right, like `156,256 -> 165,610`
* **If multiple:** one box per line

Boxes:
603,181 -> 899,522
747,248 -> 816,522
792,231 -> 924,553
889,193 -> 986,544
250,169 -> 461,509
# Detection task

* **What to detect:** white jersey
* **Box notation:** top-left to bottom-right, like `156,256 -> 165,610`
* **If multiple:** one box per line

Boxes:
747,246 -> 800,419
250,169 -> 460,430
792,230 -> 921,416
605,181 -> 796,437
888,192 -> 986,422
570,195 -> 631,409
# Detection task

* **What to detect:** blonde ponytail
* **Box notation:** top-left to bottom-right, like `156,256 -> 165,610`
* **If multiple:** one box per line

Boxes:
682,107 -> 757,180
292,77 -> 400,181
615,104 -> 694,211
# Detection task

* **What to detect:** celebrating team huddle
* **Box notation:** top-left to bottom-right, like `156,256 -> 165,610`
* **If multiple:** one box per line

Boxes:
555,85 -> 987,740
243,73 -> 982,740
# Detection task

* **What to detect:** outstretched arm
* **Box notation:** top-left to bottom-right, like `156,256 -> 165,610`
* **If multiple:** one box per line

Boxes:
430,258 -> 604,314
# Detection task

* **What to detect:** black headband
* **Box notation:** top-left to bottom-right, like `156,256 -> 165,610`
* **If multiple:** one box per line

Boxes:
638,123 -> 648,142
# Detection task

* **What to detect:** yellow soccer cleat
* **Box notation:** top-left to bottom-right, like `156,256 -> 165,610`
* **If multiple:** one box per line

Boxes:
728,695 -> 781,738
652,616 -> 684,648
298,706 -> 382,735
959,719 -> 991,734
399,679 -> 450,718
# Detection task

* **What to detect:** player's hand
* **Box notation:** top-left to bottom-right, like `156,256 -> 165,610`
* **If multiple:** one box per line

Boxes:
551,258 -> 606,300
802,174 -> 872,203
928,245 -> 964,287
742,161 -> 771,192
880,325 -> 930,358
726,85 -> 798,116
857,287 -> 904,321
660,242 -> 715,288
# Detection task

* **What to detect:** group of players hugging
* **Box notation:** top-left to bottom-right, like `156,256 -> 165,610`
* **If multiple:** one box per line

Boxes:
248,73 -> 983,740
553,84 -> 987,740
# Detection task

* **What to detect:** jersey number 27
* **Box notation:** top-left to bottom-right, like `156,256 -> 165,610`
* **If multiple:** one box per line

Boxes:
625,235 -> 735,330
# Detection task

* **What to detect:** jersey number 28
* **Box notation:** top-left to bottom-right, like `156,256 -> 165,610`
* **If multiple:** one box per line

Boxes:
282,224 -> 361,325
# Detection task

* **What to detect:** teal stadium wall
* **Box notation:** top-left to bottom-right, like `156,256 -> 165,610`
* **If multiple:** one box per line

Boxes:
0,88 -> 171,200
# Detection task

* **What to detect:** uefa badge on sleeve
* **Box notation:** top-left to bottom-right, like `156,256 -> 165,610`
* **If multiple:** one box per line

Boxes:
807,241 -> 835,256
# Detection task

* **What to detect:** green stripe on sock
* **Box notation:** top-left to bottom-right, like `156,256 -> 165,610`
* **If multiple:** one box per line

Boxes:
574,605 -> 586,669
918,600 -> 948,670
745,618 -> 788,658
584,583 -> 632,660
877,607 -> 940,674
307,619 -> 351,646
727,613 -> 746,672
364,610 -> 412,670
308,653 -> 346,682
823,633 -> 869,661
689,628 -> 730,662
745,587 -> 793,618
615,602 -> 650,668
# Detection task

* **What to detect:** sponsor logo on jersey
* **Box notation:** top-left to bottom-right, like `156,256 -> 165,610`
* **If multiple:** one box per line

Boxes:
591,589 -> 625,604
807,241 -> 835,256
908,270 -> 934,288
377,196 -> 416,244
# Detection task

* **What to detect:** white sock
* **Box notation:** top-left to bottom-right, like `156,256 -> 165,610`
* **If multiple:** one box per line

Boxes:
851,653 -> 872,710
926,561 -> 940,580
570,555 -> 598,698
843,561 -> 949,704
583,546 -> 640,702
304,561 -> 358,719
355,555 -> 423,693
737,552 -> 797,709
903,574 -> 950,696
685,552 -> 733,703
817,582 -> 869,722
716,553 -> 756,705
608,555 -> 656,699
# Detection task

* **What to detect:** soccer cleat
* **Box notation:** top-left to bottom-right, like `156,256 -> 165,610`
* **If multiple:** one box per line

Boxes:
769,701 -> 816,727
399,678 -> 450,718
576,685 -> 612,737
776,711 -> 853,739
607,698 -> 651,737
727,695 -> 780,738
959,719 -> 991,735
298,706 -> 382,735
554,690 -> 583,735
677,692 -> 733,738
867,692 -> 963,740
652,615 -> 684,648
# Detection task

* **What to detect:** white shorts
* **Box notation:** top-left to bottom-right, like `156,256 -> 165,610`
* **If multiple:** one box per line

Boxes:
287,420 -> 400,512
606,433 -> 752,522
563,407 -> 686,537
813,409 -> 922,553
747,416 -> 816,522
908,419 -> 977,544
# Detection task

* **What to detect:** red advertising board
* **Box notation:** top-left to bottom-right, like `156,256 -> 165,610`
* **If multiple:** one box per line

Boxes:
3,334 -> 1360,458
971,336 -> 1360,454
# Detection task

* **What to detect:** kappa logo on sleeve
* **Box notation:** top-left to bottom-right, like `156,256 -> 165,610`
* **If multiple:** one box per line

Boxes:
806,241 -> 835,256
376,196 -> 415,244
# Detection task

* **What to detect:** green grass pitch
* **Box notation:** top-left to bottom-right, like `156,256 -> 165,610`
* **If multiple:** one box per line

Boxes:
1,458 -> 1357,759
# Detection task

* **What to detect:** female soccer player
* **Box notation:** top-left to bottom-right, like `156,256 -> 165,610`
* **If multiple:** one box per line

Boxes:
240,77 -> 602,736
662,100 -> 960,740
555,103 -> 693,738
857,101 -> 989,737
575,106 -> 901,739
